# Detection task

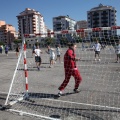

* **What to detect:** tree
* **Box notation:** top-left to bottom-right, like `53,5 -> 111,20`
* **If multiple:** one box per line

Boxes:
13,39 -> 22,44
0,41 -> 5,46
60,37 -> 69,46
76,36 -> 82,43
44,37 -> 55,46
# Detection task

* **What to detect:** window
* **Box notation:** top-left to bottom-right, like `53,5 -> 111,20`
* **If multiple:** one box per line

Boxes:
56,18 -> 61,20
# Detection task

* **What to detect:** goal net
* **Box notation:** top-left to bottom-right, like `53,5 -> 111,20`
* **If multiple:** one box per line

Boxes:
5,26 -> 120,120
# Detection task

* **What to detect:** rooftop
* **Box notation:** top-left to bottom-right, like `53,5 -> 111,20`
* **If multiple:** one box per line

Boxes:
90,3 -> 115,12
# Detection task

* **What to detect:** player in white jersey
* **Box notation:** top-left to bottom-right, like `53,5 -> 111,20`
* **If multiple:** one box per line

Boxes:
93,40 -> 101,61
115,41 -> 120,63
55,44 -> 62,63
34,46 -> 42,70
47,46 -> 56,68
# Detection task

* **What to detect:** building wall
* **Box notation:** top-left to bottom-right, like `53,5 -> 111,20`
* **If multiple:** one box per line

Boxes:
17,8 -> 47,38
76,20 -> 88,29
87,4 -> 117,28
0,20 -> 6,27
53,16 -> 76,42
87,4 -> 117,38
53,16 -> 76,31
0,21 -> 16,47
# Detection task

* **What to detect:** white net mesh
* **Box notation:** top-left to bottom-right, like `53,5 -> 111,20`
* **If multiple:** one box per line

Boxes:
5,28 -> 120,120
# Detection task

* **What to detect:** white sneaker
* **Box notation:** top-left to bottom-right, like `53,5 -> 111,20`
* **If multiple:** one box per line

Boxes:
98,59 -> 101,61
58,91 -> 62,97
58,93 -> 62,97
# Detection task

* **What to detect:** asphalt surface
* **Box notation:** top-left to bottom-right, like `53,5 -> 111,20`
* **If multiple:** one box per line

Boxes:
0,46 -> 120,120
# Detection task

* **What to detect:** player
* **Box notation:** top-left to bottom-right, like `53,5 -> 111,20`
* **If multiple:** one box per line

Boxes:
115,41 -> 120,63
55,44 -> 62,63
32,44 -> 36,57
57,43 -> 82,97
47,46 -> 56,68
34,46 -> 42,71
93,40 -> 101,61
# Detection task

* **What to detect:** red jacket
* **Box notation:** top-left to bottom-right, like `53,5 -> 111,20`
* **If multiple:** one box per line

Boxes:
64,48 -> 76,69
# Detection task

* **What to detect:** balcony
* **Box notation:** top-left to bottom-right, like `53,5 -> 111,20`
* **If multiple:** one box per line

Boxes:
101,21 -> 108,23
56,23 -> 62,26
33,26 -> 36,29
33,24 -> 36,27
101,12 -> 108,15
18,25 -> 21,28
93,17 -> 99,20
101,24 -> 108,27
32,30 -> 36,32
93,25 -> 99,28
101,16 -> 108,19
93,13 -> 99,16
32,22 -> 36,25
32,19 -> 36,22
93,21 -> 99,24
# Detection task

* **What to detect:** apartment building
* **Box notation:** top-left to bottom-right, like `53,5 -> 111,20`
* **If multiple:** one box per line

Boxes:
76,20 -> 88,29
74,20 -> 88,39
17,8 -> 47,38
53,15 -> 76,31
87,4 -> 117,39
17,8 -> 48,48
87,4 -> 117,28
0,21 -> 6,27
0,20 -> 16,48
53,15 -> 76,41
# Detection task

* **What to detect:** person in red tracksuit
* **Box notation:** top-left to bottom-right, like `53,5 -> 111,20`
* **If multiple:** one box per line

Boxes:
58,43 -> 82,97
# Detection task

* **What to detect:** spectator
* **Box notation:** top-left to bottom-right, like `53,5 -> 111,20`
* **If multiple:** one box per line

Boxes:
5,45 -> 9,56
0,45 -> 2,54
16,45 -> 20,58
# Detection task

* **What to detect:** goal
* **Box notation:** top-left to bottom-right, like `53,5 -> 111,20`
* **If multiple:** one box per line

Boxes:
4,26 -> 120,120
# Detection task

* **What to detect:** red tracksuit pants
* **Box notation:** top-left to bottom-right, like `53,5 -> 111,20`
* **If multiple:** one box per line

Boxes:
59,68 -> 82,91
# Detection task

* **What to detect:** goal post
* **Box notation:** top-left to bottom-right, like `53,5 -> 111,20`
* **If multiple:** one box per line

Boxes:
5,36 -> 29,106
4,26 -> 120,120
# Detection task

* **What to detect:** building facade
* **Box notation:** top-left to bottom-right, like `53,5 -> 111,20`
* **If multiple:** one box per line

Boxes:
17,8 -> 47,38
53,15 -> 76,31
87,4 -> 117,40
17,8 -> 48,48
76,20 -> 88,29
87,4 -> 117,28
53,16 -> 76,42
0,20 -> 16,48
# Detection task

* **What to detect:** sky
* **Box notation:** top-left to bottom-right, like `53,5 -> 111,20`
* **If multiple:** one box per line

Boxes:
0,0 -> 120,32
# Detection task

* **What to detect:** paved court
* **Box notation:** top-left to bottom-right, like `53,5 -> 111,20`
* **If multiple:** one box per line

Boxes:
0,46 -> 120,120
